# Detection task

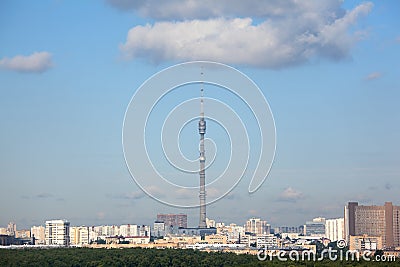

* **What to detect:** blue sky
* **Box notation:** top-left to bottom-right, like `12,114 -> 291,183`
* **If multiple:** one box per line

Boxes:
0,0 -> 399,229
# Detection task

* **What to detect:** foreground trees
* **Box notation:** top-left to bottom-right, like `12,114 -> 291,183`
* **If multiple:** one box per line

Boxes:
0,248 -> 399,267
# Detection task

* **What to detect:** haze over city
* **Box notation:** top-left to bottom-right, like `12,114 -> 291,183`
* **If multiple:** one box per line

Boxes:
0,0 -> 399,230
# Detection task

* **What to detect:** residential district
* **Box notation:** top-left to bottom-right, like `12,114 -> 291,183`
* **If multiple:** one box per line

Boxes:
1,201 -> 400,259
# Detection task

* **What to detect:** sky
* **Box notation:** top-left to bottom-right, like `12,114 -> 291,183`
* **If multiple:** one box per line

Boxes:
0,0 -> 399,229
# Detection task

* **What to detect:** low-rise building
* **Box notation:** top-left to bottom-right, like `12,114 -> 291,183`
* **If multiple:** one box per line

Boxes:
205,234 -> 227,244
125,236 -> 150,244
256,234 -> 278,249
15,229 -> 30,239
349,235 -> 382,251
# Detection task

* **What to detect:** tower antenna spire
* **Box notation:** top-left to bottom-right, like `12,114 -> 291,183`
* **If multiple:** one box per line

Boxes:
200,66 -> 204,117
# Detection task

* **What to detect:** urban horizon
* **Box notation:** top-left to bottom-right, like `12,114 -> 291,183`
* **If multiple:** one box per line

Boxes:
2,200 -> 399,260
1,200 -> 397,232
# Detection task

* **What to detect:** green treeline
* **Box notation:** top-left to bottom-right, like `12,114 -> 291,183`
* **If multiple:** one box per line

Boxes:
0,248 -> 399,267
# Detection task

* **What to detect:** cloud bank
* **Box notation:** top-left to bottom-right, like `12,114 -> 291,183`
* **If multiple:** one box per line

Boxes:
116,1 -> 373,68
0,51 -> 53,73
109,0 -> 345,20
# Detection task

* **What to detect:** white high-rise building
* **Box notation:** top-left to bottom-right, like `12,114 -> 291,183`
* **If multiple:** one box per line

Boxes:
7,222 -> 16,236
31,225 -> 45,245
153,221 -> 165,237
45,220 -> 70,246
119,224 -> 138,237
139,225 -> 150,236
325,218 -> 344,241
227,224 -> 245,243
245,218 -> 270,235
101,225 -> 119,237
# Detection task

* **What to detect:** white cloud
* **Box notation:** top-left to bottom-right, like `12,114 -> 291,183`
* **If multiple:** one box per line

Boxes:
0,51 -> 53,73
365,71 -> 382,81
278,187 -> 304,202
119,2 -> 373,68
108,0 -> 344,21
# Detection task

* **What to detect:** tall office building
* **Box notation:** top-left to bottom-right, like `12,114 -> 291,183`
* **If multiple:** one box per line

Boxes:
325,218 -> 344,241
156,214 -> 187,234
344,202 -> 358,241
245,217 -> 270,235
344,202 -> 400,248
45,219 -> 70,246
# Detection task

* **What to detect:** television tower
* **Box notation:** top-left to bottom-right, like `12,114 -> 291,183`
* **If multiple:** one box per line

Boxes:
198,70 -> 207,228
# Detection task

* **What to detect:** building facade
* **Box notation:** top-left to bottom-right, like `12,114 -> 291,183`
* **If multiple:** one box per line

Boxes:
156,214 -> 187,234
305,217 -> 325,236
31,226 -> 45,245
325,218 -> 344,241
274,226 -> 304,234
345,202 -> 400,248
153,221 -> 165,237
349,235 -> 383,251
15,230 -> 30,239
7,222 -> 16,236
245,218 -> 270,235
119,224 -> 138,237
45,220 -> 70,246
256,234 -> 278,249
70,226 -> 89,246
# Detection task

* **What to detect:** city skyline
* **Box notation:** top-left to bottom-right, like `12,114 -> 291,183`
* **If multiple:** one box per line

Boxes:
1,201 -> 399,254
1,200 -> 398,232
1,1 -> 399,229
